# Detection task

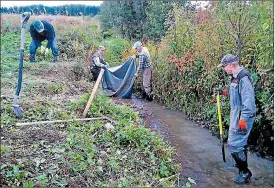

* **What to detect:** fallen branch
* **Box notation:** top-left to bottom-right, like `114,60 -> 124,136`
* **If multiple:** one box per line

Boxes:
155,173 -> 180,187
100,114 -> 118,125
159,174 -> 179,182
16,117 -> 104,126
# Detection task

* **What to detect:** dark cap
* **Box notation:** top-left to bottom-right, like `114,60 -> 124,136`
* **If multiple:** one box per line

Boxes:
33,20 -> 44,33
217,54 -> 239,68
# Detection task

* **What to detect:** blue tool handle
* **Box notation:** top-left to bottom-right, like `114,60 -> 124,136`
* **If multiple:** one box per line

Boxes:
15,12 -> 30,96
15,49 -> 24,96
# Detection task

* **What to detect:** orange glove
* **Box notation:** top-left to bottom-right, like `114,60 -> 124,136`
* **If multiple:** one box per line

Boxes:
213,88 -> 227,96
221,90 -> 227,96
238,119 -> 247,130
210,98 -> 216,104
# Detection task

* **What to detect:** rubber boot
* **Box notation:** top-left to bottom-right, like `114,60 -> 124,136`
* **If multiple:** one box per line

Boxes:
30,54 -> 36,63
142,92 -> 147,99
146,94 -> 153,101
53,56 -> 59,63
231,150 -> 252,184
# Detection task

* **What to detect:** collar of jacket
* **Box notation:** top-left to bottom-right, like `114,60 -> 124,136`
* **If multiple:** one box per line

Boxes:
233,66 -> 245,78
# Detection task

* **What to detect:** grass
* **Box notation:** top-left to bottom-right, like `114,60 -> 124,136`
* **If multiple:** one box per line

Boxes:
0,15 -> 183,187
1,93 -> 181,187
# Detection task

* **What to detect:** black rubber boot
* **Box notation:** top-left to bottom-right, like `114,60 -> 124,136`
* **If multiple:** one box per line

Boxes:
30,54 -> 36,63
231,150 -> 252,184
142,92 -> 147,99
146,94 -> 153,101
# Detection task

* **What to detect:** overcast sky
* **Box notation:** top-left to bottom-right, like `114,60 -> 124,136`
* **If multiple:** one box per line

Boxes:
1,1 -> 103,8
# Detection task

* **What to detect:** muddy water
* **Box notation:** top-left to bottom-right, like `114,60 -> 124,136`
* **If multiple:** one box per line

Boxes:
113,96 -> 274,188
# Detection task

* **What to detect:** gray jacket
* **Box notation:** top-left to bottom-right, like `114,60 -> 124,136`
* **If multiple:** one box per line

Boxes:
227,66 -> 256,153
90,51 -> 108,69
229,67 -> 256,126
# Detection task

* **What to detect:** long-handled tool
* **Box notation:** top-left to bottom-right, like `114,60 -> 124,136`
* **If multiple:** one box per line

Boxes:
216,93 -> 226,162
12,12 -> 31,118
83,68 -> 105,117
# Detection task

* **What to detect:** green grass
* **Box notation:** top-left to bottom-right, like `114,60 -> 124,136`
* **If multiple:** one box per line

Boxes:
1,32 -> 50,78
1,94 -> 181,187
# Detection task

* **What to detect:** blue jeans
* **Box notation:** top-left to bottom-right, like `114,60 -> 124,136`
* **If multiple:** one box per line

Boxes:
29,38 -> 58,57
228,117 -> 255,153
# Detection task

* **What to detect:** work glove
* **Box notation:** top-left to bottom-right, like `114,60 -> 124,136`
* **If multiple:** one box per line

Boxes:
211,88 -> 227,103
210,98 -> 216,104
213,88 -> 227,96
41,48 -> 49,56
238,119 -> 247,130
238,119 -> 247,134
23,56 -> 30,61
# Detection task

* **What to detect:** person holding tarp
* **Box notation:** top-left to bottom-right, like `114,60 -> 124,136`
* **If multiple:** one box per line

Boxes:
89,45 -> 110,81
132,41 -> 153,101
215,54 -> 256,184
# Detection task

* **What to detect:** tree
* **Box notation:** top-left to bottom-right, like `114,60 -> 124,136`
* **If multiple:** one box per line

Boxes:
216,1 -> 262,63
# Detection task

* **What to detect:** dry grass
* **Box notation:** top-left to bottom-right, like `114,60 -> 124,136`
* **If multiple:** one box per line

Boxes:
1,14 -> 100,34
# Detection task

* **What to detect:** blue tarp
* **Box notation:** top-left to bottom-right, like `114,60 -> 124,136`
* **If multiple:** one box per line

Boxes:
102,58 -> 136,99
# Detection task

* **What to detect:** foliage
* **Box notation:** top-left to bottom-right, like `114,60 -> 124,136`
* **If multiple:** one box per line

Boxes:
99,0 -> 189,41
147,1 -> 273,157
0,4 -> 100,16
99,1 -> 147,40
47,83 -> 63,94
101,37 -> 132,66
1,93 -> 181,187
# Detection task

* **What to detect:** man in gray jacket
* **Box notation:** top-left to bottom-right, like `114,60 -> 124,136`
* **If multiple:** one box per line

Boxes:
215,54 -> 256,184
90,45 -> 109,81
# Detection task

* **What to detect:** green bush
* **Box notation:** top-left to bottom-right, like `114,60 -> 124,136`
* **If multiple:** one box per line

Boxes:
101,37 -> 132,66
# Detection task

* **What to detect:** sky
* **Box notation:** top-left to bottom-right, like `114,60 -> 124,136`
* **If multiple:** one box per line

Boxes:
1,1 -> 103,8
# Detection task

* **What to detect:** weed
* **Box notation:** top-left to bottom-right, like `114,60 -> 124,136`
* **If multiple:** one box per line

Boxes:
47,83 -> 63,94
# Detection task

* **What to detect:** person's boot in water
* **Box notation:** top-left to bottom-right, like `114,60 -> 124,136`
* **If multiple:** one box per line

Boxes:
146,94 -> 153,101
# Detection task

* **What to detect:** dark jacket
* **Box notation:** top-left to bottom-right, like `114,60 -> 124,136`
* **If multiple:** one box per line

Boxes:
30,20 -> 55,49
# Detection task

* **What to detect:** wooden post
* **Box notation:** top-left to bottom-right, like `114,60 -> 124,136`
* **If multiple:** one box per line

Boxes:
83,68 -> 105,117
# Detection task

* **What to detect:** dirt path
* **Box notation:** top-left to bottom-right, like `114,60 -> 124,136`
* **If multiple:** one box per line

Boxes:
113,96 -> 274,187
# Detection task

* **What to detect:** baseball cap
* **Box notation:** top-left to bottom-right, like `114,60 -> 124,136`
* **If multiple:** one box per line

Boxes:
217,54 -> 239,68
33,20 -> 44,33
98,45 -> 106,51
133,41 -> 142,49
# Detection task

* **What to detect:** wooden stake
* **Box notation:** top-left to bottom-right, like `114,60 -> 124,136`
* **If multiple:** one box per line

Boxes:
16,117 -> 104,126
83,68 -> 105,117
